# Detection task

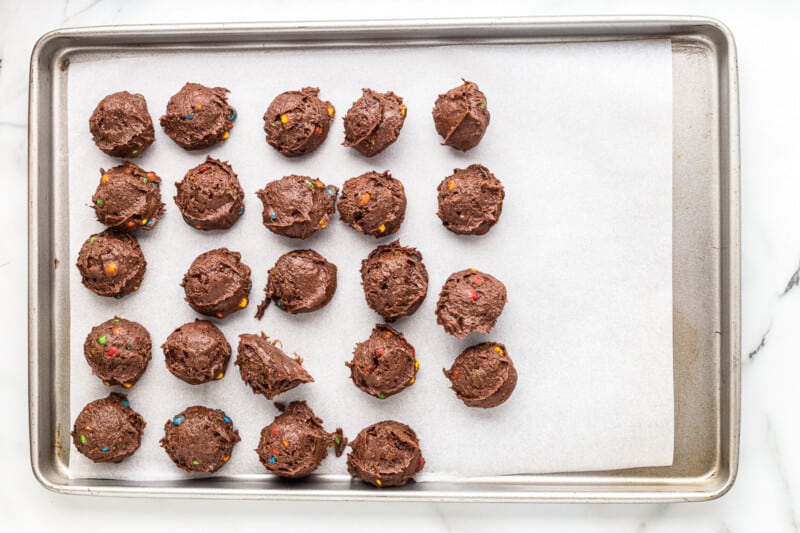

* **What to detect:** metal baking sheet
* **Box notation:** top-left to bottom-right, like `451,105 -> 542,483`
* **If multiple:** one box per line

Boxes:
28,16 -> 740,502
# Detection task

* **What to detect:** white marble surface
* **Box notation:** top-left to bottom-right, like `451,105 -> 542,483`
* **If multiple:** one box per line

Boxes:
0,0 -> 797,531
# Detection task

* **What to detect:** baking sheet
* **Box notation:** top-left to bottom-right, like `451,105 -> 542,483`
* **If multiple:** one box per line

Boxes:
66,39 -> 674,481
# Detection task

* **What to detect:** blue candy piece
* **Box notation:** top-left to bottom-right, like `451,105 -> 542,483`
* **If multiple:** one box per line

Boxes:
411,255 -> 420,261
229,110 -> 237,121
270,212 -> 277,221
276,300 -> 282,308
237,209 -> 244,216
114,295 -> 123,299
325,187 -> 335,196
173,415 -> 186,426
268,456 -> 276,464
146,219 -> 154,226
223,416 -> 231,423
101,447 -> 109,452
183,113 -> 195,120
121,400 -> 130,407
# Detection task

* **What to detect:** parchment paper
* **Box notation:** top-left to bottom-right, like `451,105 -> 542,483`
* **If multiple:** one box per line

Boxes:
67,39 -> 674,480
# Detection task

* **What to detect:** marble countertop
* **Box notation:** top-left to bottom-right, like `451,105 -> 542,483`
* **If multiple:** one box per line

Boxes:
1,0 -> 797,531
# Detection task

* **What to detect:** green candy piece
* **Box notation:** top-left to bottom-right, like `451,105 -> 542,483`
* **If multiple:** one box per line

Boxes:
270,122 -> 277,128
192,460 -> 200,466
132,149 -> 139,155
142,177 -> 148,184
477,101 -> 487,109
79,434 -> 86,445
88,236 -> 96,243
97,335 -> 107,345
379,394 -> 386,400
334,437 -> 341,445
95,199 -> 104,207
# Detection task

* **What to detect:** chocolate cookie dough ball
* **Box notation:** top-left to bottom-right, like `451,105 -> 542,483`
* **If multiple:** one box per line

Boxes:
160,82 -> 236,150
360,241 -> 428,322
236,333 -> 314,400
338,171 -> 406,238
256,175 -> 338,239
162,320 -> 231,385
89,91 -> 155,158
343,89 -> 406,157
91,161 -> 165,233
256,401 -> 346,478
84,317 -> 152,388
76,230 -> 146,298
174,157 -> 245,231
444,342 -> 517,408
437,164 -> 504,235
256,249 -> 337,319
72,393 -> 145,463
181,248 -> 251,319
432,80 -> 490,151
347,324 -> 418,400
160,406 -> 240,473
435,269 -> 507,339
263,87 -> 334,157
347,421 -> 425,488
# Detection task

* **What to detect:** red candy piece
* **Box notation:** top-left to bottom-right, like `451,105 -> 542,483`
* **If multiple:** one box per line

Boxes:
107,347 -> 117,356
468,290 -> 478,302
271,428 -> 280,436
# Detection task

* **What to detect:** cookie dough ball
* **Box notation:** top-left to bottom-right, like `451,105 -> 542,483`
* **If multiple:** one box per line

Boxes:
256,175 -> 338,239
181,248 -> 251,319
338,171 -> 406,238
346,324 -> 418,400
360,241 -> 428,322
256,401 -> 346,478
160,406 -> 240,473
432,80 -> 490,151
347,421 -> 425,488
263,87 -> 334,157
162,320 -> 231,385
256,249 -> 337,319
71,393 -> 145,463
89,91 -> 155,158
343,89 -> 406,157
236,333 -> 314,400
174,157 -> 245,231
91,161 -> 165,232
435,269 -> 507,339
160,82 -> 236,150
437,164 -> 504,235
444,342 -> 517,408
76,230 -> 146,298
84,317 -> 152,388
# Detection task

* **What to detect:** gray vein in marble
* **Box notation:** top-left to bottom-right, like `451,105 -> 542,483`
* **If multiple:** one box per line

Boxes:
635,504 -> 668,532
63,0 -> 105,24
747,327 -> 770,360
782,260 -> 800,297
765,417 -> 800,532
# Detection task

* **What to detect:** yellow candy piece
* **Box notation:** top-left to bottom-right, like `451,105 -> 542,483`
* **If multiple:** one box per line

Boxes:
414,359 -> 419,371
222,131 -> 230,140
375,479 -> 382,487
216,372 -> 224,380
400,105 -> 407,118
378,224 -> 386,233
105,262 -> 118,276
282,440 -> 289,447
470,267 -> 478,273
494,346 -> 504,355
409,376 -> 416,385
141,219 -> 148,226
327,106 -> 335,116
447,180 -> 455,191
319,218 -> 328,229
101,174 -> 109,184
122,383 -> 132,389
239,297 -> 248,308
280,114 -> 288,124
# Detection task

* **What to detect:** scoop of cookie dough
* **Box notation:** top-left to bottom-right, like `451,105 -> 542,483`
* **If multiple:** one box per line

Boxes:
160,406 -> 240,473
347,324 -> 418,399
89,91 -> 155,158
84,316 -> 152,388
255,249 -> 337,319
360,241 -> 428,321
162,320 -> 231,385
160,82 -> 236,150
92,161 -> 165,233
437,164 -> 504,235
435,269 -> 507,339
263,87 -> 334,157
256,401 -> 346,478
76,230 -> 146,298
181,248 -> 252,319
71,393 -> 145,463
444,342 -> 517,408
256,175 -> 338,239
236,333 -> 314,400
338,171 -> 406,238
432,79 -> 490,151
347,420 -> 425,488
175,157 -> 245,231
343,89 -> 406,157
